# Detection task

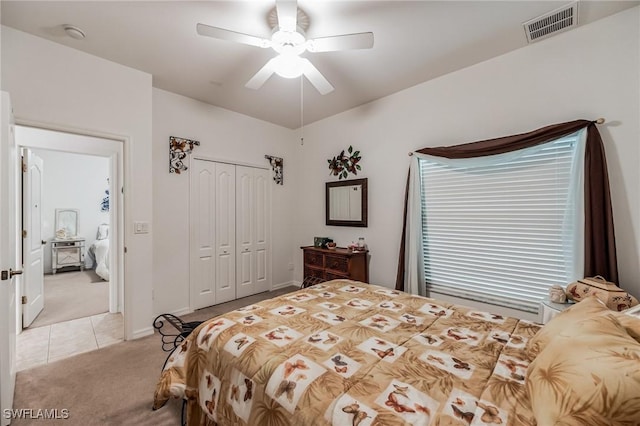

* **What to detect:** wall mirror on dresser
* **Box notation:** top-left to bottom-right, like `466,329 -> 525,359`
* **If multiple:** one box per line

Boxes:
326,178 -> 368,227
55,208 -> 78,238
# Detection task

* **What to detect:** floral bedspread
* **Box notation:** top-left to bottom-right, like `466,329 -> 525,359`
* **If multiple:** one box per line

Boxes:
153,279 -> 541,425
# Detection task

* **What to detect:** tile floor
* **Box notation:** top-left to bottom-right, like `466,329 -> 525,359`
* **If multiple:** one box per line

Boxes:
16,312 -> 124,371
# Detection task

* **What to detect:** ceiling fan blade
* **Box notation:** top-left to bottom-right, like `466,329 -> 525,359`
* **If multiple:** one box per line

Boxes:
245,58 -> 278,90
301,58 -> 334,95
196,23 -> 270,48
276,0 -> 298,32
307,32 -> 374,52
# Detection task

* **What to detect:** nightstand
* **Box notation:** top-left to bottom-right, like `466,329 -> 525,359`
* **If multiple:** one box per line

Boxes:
539,299 -> 575,324
52,238 -> 86,274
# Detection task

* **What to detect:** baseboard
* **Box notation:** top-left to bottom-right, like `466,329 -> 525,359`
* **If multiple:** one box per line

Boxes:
168,307 -> 193,317
130,326 -> 154,340
272,281 -> 299,290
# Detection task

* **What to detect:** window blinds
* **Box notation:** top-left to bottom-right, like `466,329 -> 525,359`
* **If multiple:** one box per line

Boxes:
419,132 -> 584,313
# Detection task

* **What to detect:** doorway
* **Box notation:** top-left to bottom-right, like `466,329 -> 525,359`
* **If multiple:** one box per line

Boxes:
14,125 -> 124,370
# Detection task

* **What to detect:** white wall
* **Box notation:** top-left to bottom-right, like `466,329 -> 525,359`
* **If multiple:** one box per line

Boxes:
32,149 -> 109,273
292,8 -> 640,307
1,26 -> 154,339
152,89 -> 296,315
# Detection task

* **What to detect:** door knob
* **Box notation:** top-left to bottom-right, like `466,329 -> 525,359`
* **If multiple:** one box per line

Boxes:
1,269 -> 23,280
41,240 -> 47,245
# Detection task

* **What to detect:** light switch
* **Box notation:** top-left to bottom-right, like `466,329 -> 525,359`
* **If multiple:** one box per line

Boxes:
134,221 -> 150,234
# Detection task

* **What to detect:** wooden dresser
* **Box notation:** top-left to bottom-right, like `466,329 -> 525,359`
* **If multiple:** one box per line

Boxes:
301,246 -> 369,283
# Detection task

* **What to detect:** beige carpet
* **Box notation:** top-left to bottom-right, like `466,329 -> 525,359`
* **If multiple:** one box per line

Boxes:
12,286 -> 298,425
29,270 -> 109,329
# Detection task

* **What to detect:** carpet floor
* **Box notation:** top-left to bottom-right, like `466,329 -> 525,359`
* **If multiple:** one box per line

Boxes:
29,270 -> 109,329
12,285 -> 298,425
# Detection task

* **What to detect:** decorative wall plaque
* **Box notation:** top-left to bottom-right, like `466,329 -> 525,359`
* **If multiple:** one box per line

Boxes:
169,136 -> 200,174
265,155 -> 283,185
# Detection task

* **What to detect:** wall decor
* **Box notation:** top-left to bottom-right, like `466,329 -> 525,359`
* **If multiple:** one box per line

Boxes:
265,155 -> 283,185
328,145 -> 361,180
100,178 -> 109,212
169,136 -> 200,174
326,178 -> 368,227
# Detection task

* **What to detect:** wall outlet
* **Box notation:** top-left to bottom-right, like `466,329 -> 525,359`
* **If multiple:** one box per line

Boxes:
288,262 -> 294,271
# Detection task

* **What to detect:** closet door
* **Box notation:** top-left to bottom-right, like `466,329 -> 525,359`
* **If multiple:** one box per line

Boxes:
254,168 -> 271,294
190,159 -> 216,310
214,163 -> 236,304
236,166 -> 271,298
236,166 -> 255,298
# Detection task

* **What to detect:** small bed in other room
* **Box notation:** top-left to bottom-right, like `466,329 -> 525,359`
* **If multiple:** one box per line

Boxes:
87,223 -> 109,281
152,279 -> 640,425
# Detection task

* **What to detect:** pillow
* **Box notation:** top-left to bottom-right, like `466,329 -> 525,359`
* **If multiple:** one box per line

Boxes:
527,295 -> 608,357
609,306 -> 640,342
566,276 -> 639,311
97,223 -> 109,240
526,314 -> 640,425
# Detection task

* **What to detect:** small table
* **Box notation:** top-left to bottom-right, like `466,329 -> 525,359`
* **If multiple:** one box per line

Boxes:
51,237 -> 85,274
539,299 -> 575,324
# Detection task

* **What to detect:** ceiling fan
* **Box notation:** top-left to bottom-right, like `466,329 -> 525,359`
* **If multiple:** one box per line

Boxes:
196,0 -> 374,95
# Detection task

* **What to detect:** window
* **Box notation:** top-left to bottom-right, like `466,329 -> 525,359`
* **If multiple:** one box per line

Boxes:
418,130 -> 586,313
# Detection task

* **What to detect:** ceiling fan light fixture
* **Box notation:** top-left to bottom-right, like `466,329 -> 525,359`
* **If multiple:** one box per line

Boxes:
273,54 -> 305,78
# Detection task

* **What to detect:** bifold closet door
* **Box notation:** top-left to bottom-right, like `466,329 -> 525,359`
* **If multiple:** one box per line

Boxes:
214,162 -> 236,304
190,159 -> 216,310
190,160 -> 236,309
236,166 -> 271,298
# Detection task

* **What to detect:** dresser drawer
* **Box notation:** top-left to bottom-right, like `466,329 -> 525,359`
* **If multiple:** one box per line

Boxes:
325,255 -> 349,273
305,266 -> 325,280
325,271 -> 349,281
304,251 -> 324,268
56,247 -> 81,264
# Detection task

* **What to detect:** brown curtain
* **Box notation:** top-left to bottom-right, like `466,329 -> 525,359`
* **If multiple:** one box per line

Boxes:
396,119 -> 618,291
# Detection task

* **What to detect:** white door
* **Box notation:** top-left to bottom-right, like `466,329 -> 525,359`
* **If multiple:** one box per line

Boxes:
253,168 -> 270,294
190,159 -> 216,310
0,92 -> 18,426
236,166 -> 271,298
214,163 -> 235,304
22,150 -> 44,327
236,166 -> 255,299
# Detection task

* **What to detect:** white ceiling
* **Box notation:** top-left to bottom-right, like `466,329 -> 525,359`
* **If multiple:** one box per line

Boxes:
1,1 -> 637,129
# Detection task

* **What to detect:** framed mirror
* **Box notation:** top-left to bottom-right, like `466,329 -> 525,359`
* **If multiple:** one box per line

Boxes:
55,208 -> 79,239
326,178 -> 368,227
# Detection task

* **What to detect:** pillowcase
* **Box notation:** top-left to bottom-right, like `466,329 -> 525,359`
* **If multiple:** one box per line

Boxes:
527,295 -> 608,357
97,223 -> 109,240
609,306 -> 640,342
526,314 -> 640,425
566,276 -> 639,311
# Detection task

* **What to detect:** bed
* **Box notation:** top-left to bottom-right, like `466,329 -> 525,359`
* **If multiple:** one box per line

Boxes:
87,223 -> 109,281
152,279 -> 640,425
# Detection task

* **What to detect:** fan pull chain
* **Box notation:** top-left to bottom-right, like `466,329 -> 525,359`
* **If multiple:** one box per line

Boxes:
300,75 -> 304,145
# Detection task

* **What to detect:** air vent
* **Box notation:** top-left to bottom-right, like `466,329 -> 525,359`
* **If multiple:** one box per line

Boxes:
523,2 -> 578,43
